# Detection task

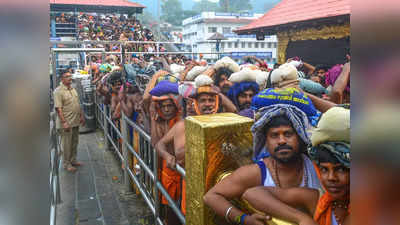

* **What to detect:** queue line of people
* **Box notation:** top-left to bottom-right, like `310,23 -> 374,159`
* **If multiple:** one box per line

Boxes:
89,53 -> 350,225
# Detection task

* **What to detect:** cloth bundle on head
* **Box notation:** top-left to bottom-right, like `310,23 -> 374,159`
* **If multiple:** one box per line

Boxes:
307,107 -> 350,225
178,82 -> 196,99
214,56 -> 240,73
269,63 -> 299,88
228,68 -> 258,83
186,66 -> 208,81
299,78 -> 328,96
239,64 -> 259,71
251,88 -> 318,123
310,107 -> 350,147
325,65 -> 350,92
149,80 -> 179,97
251,104 -> 311,160
255,71 -> 271,89
156,73 -> 180,85
170,64 -> 185,74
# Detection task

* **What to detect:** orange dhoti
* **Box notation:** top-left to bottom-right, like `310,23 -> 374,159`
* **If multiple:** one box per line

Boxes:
181,179 -> 186,215
161,159 -> 182,205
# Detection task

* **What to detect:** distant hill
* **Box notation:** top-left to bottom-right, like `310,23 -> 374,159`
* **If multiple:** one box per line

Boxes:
131,0 -> 280,17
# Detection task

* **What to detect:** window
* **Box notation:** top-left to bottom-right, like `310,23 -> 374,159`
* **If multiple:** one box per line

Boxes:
222,27 -> 231,34
268,42 -> 272,48
273,43 -> 277,48
241,42 -> 245,48
208,27 -> 217,33
255,42 -> 259,48
248,42 -> 252,48
221,42 -> 225,48
234,42 -> 238,48
228,42 -> 232,48
261,43 -> 265,48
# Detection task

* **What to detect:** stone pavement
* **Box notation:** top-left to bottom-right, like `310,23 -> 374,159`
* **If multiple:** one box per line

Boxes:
56,130 -> 154,225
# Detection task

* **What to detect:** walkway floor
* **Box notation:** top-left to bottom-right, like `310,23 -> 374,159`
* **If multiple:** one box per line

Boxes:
56,130 -> 154,225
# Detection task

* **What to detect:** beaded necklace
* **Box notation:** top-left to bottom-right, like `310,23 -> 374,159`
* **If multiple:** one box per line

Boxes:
272,158 -> 308,188
332,200 -> 349,225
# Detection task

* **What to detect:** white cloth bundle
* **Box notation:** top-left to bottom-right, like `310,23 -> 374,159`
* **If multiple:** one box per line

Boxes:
228,68 -> 259,83
170,63 -> 185,74
186,66 -> 208,81
270,63 -> 298,85
194,74 -> 214,88
214,56 -> 240,73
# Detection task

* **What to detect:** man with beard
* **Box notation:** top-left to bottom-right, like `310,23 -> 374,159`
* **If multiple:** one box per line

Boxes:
227,81 -> 259,114
214,67 -> 234,96
203,104 -> 320,225
243,107 -> 350,225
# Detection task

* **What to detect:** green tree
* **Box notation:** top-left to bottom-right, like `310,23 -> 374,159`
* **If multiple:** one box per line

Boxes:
193,0 -> 220,13
161,0 -> 184,26
182,10 -> 198,20
219,0 -> 252,13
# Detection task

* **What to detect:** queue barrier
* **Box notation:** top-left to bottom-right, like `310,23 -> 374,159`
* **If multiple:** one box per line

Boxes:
94,95 -> 186,225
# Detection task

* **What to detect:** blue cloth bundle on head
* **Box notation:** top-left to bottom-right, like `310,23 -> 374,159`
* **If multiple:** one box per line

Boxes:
124,64 -> 139,85
299,78 -> 327,97
251,104 -> 312,161
149,80 -> 179,97
251,88 -> 318,123
227,81 -> 259,109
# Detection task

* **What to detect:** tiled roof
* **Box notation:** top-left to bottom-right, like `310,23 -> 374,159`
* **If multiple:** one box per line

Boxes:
236,0 -> 350,33
50,0 -> 145,8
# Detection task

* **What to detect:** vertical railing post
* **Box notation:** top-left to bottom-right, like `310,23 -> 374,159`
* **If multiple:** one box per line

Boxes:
156,42 -> 160,57
121,113 -> 133,192
153,139 -> 160,224
103,105 -> 110,148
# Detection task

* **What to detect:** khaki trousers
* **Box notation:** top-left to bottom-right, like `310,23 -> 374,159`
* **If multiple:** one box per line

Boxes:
59,126 -> 79,168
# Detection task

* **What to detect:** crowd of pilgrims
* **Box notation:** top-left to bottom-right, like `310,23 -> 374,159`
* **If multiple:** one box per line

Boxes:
54,12 -> 163,54
82,52 -> 350,225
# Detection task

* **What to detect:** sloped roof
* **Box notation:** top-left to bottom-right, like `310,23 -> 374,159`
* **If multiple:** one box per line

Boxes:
50,0 -> 145,8
208,32 -> 227,40
236,0 -> 350,34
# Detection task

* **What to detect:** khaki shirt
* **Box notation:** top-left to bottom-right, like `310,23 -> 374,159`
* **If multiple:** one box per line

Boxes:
54,83 -> 82,129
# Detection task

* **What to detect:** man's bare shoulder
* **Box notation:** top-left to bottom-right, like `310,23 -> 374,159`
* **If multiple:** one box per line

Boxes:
228,163 -> 261,183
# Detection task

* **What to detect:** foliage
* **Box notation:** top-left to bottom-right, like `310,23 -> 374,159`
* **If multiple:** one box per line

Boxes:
192,0 -> 221,13
219,0 -> 253,13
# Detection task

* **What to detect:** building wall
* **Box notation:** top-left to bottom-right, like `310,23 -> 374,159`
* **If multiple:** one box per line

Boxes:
182,12 -> 278,64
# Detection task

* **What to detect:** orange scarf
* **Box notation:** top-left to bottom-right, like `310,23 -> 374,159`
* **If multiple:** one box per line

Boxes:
313,163 -> 350,225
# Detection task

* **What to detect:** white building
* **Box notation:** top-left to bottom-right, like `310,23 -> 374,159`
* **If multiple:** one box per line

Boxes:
182,12 -> 278,64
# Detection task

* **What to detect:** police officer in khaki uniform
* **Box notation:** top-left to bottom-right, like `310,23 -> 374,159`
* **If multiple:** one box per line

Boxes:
54,70 -> 85,172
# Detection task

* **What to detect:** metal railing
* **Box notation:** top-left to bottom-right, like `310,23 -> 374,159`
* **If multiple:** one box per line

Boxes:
50,111 -> 61,225
94,95 -> 186,225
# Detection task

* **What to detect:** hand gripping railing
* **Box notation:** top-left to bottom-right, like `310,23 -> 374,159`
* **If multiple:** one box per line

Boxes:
94,96 -> 186,225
